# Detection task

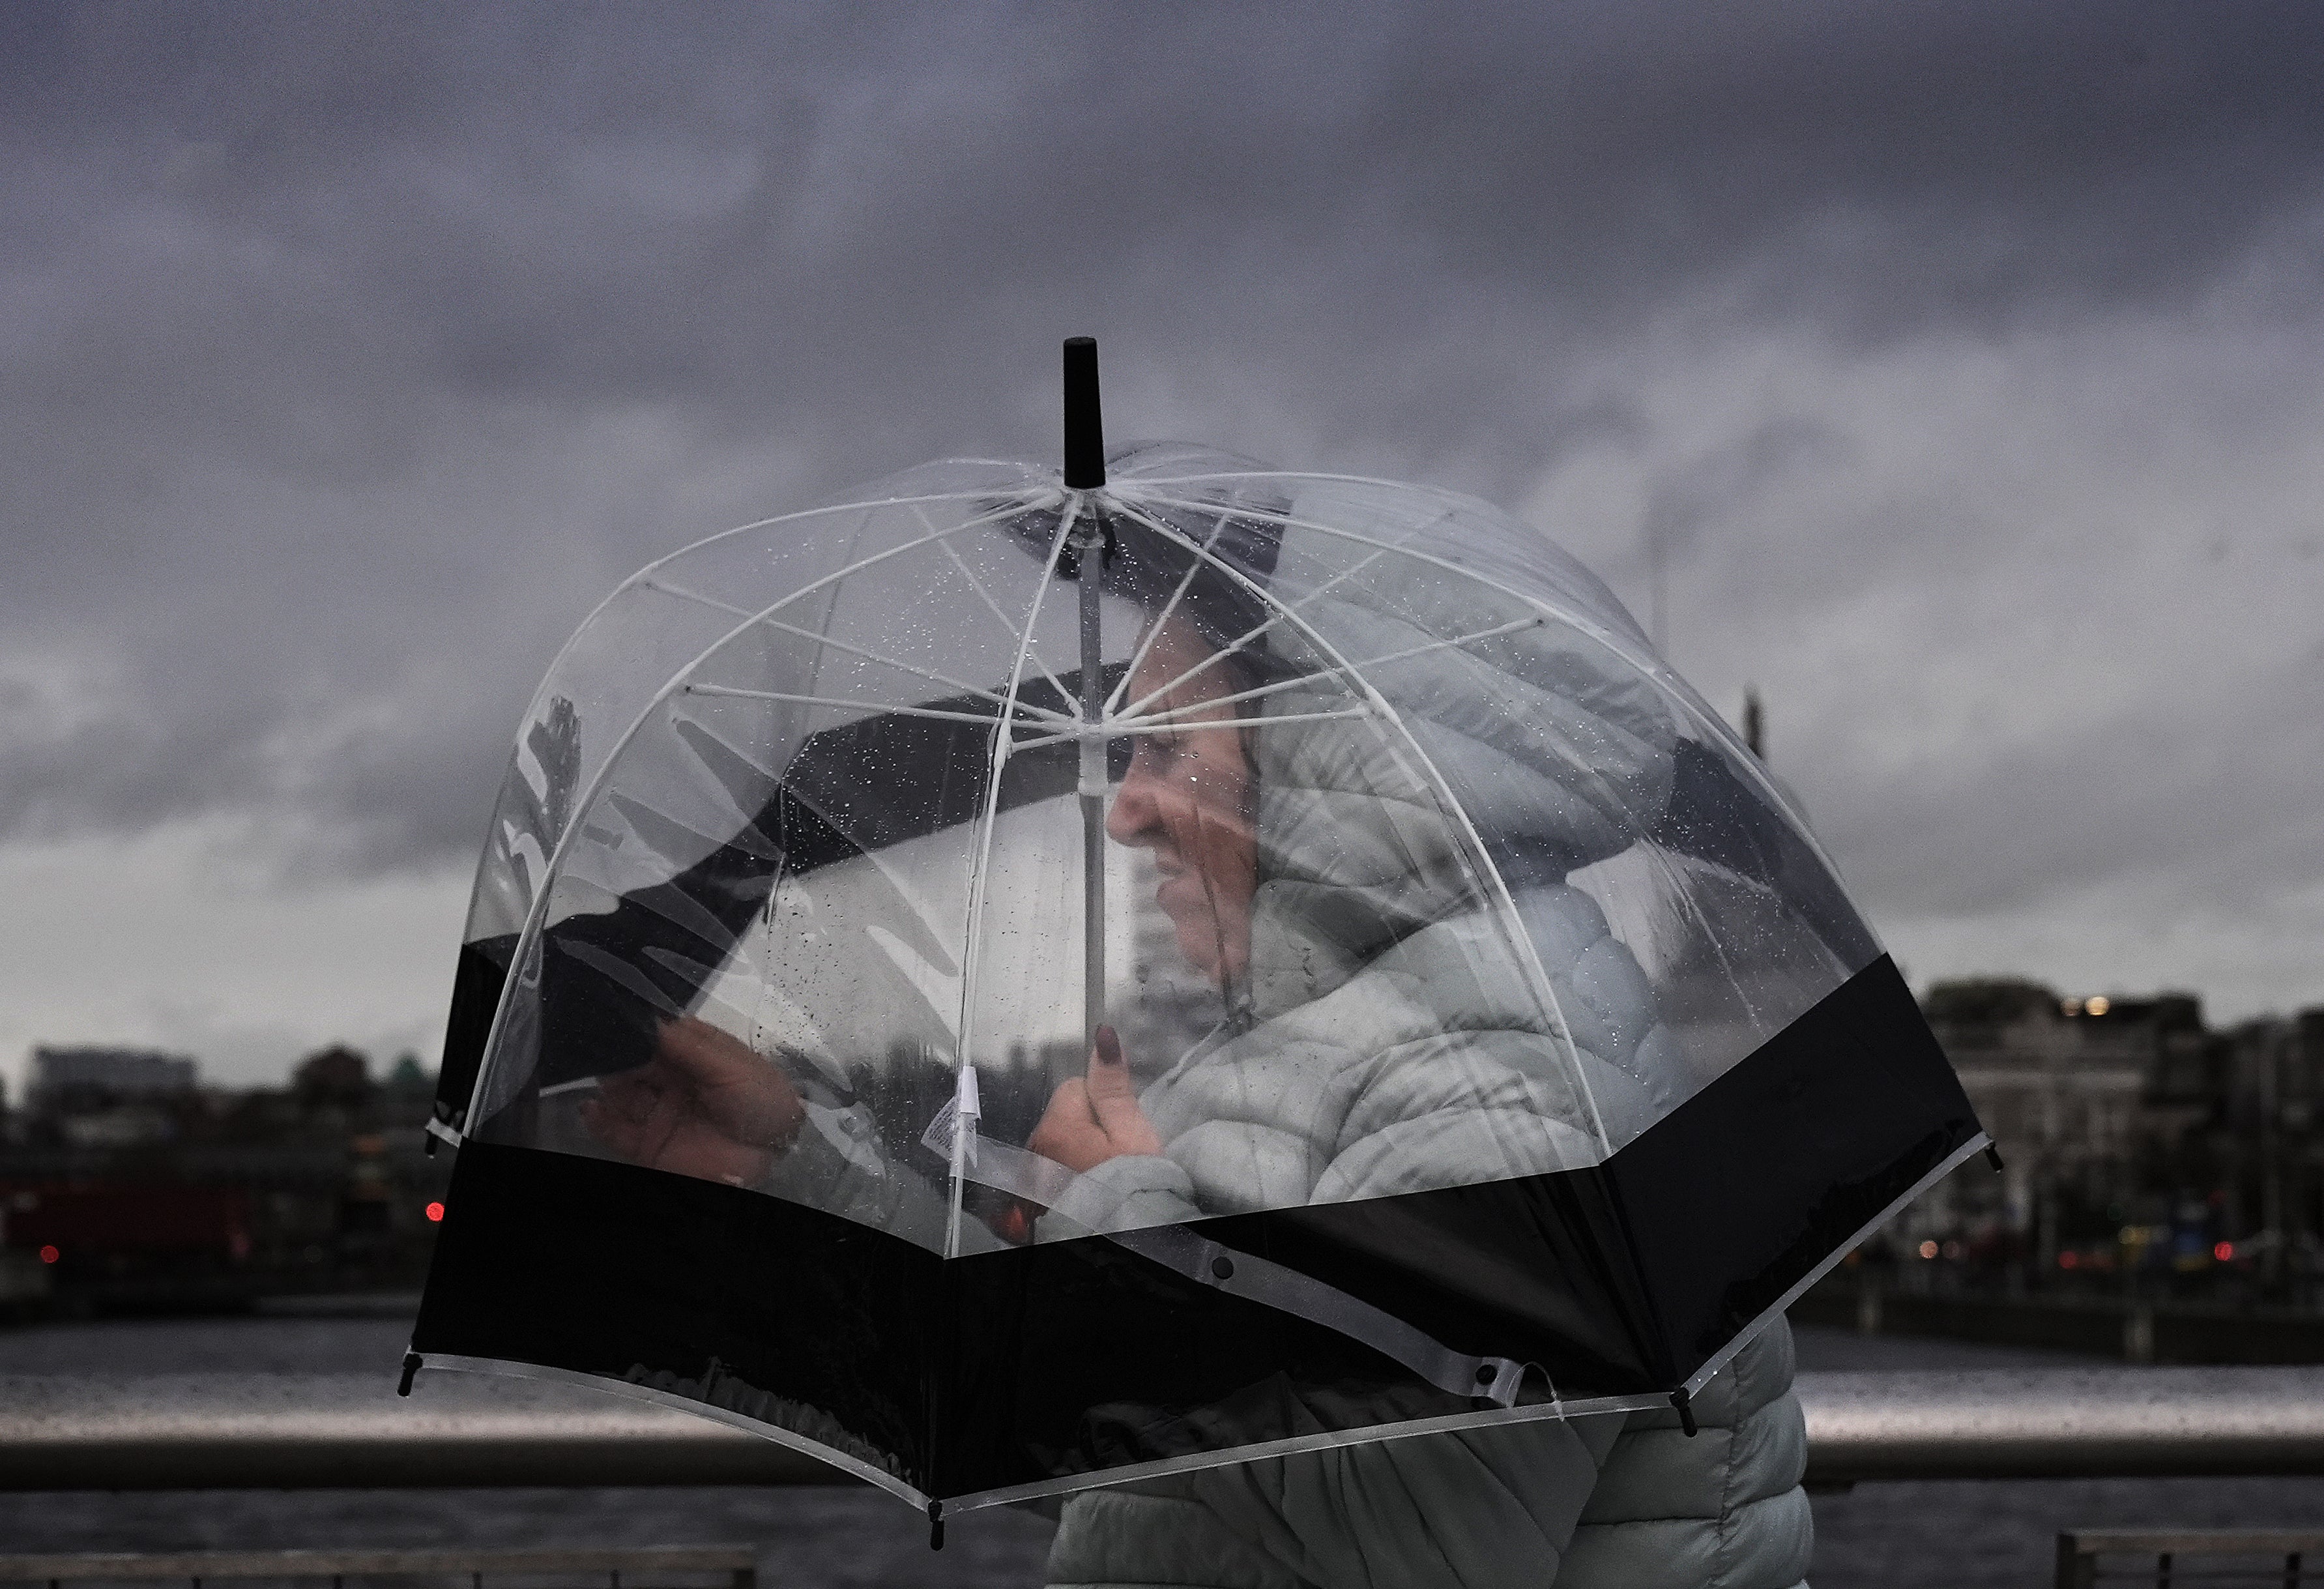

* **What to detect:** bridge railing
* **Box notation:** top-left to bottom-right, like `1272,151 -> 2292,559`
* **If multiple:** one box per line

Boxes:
5,1367 -> 2323,1491
0,1545 -> 757,1589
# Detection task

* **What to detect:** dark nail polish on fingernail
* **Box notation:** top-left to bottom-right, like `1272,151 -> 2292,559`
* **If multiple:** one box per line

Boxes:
1096,1025 -> 1122,1065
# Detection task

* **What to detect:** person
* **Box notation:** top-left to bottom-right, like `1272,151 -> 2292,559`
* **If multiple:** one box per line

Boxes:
583,523 -> 1811,1588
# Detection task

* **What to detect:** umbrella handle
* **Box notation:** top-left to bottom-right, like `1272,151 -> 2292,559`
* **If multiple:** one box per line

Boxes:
1064,336 -> 1104,490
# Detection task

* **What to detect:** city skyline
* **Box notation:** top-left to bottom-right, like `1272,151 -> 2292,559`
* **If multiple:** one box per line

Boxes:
11,963 -> 2316,1096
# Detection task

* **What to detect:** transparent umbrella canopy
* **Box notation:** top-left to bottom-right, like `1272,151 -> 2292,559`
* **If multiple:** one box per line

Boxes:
407,340 -> 1987,1532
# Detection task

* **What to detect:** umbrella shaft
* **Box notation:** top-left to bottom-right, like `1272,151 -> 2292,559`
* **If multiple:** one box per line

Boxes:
1082,793 -> 1105,1049
1078,551 -> 1105,1049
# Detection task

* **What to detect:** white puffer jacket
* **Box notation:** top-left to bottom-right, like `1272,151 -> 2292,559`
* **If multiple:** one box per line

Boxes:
1045,1319 -> 1809,1589
1036,576 -> 1812,1587
1034,881 -> 1814,1589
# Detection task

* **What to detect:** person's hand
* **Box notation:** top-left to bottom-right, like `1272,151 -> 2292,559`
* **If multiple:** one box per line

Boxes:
1028,1025 -> 1162,1174
580,1017 -> 805,1186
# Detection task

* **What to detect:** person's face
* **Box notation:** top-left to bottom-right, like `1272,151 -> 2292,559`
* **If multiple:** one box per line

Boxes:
1104,615 -> 1256,985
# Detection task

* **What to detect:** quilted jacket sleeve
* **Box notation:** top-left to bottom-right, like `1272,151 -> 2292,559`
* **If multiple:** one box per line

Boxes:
1557,1322 -> 1813,1589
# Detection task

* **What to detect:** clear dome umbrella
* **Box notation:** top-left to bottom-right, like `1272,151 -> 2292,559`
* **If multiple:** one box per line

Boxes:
404,340 -> 1989,1537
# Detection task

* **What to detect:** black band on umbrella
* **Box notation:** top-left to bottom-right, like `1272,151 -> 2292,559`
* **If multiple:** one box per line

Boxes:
414,952 -> 1978,1502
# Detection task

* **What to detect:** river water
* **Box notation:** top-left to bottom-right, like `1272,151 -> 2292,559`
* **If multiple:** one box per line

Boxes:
3,1312 -> 2319,1587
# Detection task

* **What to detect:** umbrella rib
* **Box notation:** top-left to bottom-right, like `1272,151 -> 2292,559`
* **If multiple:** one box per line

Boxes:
1138,491 -> 1850,888
916,505 -> 1075,705
1118,670 -> 1354,725
1122,469 -> 1485,510
945,544 -> 1074,704
504,491 -> 1060,836
626,486 -> 1057,596
1139,497 -> 1783,1066
1649,842 -> 1770,1034
1134,491 -> 1755,789
1006,706 -> 1378,754
1337,614 -> 1543,672
1101,499 -> 1238,715
753,613 -> 1073,722
643,579 -> 1071,723
1115,617 -> 1544,729
450,500 -> 1051,1139
1116,540 -> 1402,720
948,494 -> 1082,1259
1140,491 -> 1648,670
1103,496 -> 1614,1156
680,686 -> 1009,727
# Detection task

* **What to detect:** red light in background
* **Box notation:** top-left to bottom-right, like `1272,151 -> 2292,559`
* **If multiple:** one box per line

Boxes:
2214,1241 -> 2234,1262
425,1201 -> 446,1223
2059,1251 -> 2080,1270
36,1245 -> 59,1264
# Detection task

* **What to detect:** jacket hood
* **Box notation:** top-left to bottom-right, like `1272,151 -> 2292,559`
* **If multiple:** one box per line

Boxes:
1238,482 -> 1679,1021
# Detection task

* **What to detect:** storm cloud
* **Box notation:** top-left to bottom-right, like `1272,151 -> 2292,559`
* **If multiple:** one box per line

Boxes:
3,1 -> 2319,1079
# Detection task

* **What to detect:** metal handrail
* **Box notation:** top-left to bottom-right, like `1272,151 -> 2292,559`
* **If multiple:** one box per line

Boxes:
1800,1367 -> 2324,1483
0,1372 -> 825,1490
4,1367 -> 2323,1491
0,1547 -> 757,1586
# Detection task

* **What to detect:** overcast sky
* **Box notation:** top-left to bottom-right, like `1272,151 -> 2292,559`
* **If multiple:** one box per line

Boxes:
3,2 -> 2320,1088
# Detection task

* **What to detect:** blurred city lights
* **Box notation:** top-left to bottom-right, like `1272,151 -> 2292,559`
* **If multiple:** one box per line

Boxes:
425,1201 -> 446,1223
1918,1239 -> 1940,1259
37,1245 -> 59,1264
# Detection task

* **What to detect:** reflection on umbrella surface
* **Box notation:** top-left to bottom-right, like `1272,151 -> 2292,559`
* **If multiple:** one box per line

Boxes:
407,341 -> 1986,1526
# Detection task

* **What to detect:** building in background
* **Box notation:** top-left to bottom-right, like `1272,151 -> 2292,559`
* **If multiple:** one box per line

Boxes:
18,1047 -> 201,1151
0,1043 -> 447,1313
8,983 -> 2319,1315
1907,979 -> 2324,1300
25,1045 -> 197,1107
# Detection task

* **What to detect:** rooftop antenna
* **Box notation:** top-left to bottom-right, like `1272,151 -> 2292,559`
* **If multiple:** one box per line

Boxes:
1063,337 -> 1107,1057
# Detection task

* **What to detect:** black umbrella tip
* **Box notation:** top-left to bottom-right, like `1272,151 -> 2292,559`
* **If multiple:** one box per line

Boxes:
1063,336 -> 1105,490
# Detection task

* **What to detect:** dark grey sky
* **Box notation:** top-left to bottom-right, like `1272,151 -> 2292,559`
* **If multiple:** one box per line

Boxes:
3,2 -> 2320,1082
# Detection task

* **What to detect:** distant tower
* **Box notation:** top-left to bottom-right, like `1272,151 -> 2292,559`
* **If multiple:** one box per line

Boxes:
1743,686 -> 1766,761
